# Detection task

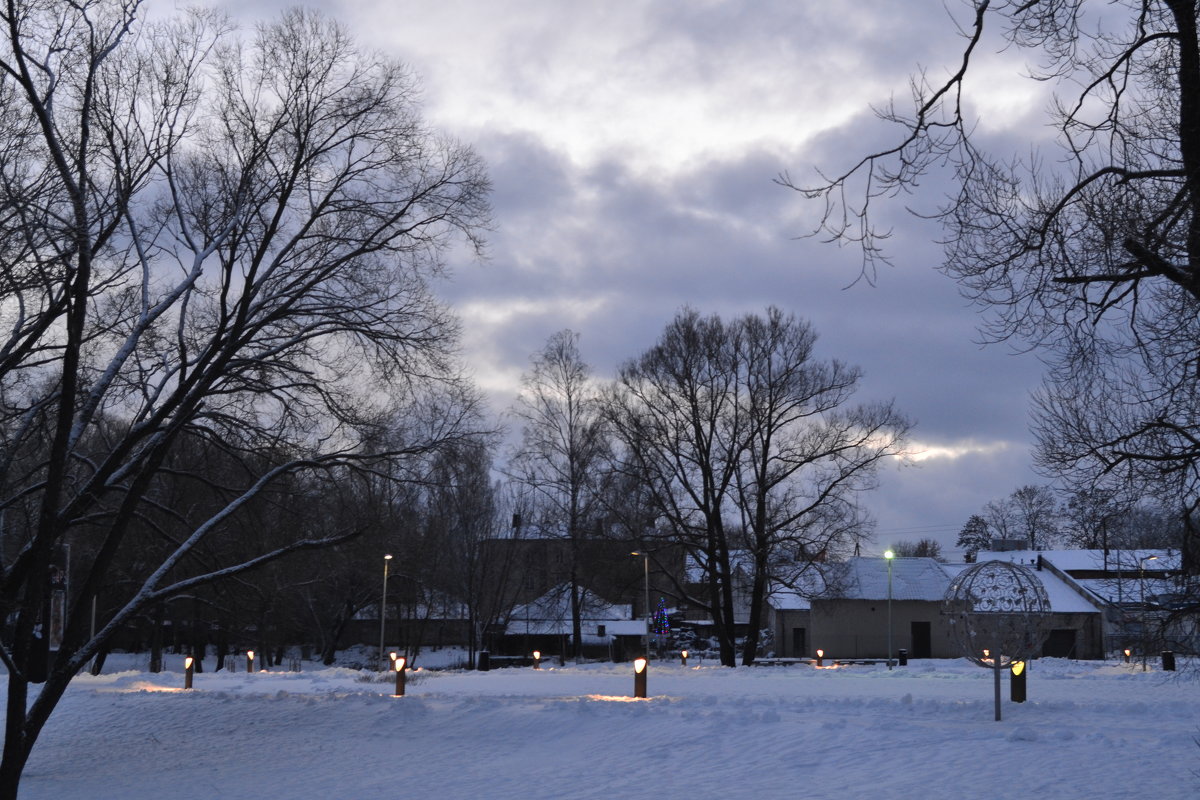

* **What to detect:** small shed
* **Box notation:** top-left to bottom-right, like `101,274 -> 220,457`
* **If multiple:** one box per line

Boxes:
497,584 -> 645,660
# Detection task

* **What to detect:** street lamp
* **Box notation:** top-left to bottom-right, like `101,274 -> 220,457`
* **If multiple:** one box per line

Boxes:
631,551 -> 650,658
1139,555 -> 1158,672
379,554 -> 393,671
884,550 -> 895,670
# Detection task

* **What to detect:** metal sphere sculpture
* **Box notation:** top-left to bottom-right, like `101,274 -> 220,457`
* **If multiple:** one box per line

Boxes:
941,560 -> 1050,667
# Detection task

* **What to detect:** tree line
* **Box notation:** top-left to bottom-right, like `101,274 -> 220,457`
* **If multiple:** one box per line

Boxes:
956,485 -> 1185,561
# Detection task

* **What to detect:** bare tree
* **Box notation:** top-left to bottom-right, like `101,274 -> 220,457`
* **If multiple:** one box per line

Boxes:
508,331 -> 611,661
0,4 -> 489,795
607,310 -> 744,665
410,437 -> 503,667
607,308 -> 908,666
785,1 -> 1200,571
891,538 -> 945,561
984,485 -> 1061,550
732,308 -> 910,663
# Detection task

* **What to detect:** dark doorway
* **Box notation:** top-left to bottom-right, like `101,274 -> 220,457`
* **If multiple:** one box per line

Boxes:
791,627 -> 807,657
1042,629 -> 1077,658
910,621 -> 932,659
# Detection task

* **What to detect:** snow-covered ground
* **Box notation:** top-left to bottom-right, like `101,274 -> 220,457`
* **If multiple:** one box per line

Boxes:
12,653 -> 1198,799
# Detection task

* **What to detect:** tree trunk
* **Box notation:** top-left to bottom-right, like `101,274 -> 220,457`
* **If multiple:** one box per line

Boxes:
569,572 -> 583,662
741,563 -> 768,666
0,675 -> 30,800
149,603 -> 164,673
89,648 -> 109,676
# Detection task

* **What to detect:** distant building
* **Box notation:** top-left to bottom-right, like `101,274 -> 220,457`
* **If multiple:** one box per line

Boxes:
768,555 -> 1110,660
977,548 -> 1196,656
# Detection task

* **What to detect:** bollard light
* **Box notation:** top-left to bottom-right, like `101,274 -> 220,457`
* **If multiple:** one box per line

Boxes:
815,649 -> 824,668
633,657 -> 648,699
388,651 -> 398,671
532,650 -> 541,670
1123,648 -> 1131,663
247,650 -> 255,673
184,656 -> 194,690
680,649 -> 689,667
393,656 -> 407,697
1010,660 -> 1026,703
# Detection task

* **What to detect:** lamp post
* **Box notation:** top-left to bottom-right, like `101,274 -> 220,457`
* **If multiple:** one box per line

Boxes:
884,550 -> 895,670
1139,555 -> 1158,672
633,657 -> 648,698
393,656 -> 407,697
379,554 -> 393,671
631,551 -> 650,658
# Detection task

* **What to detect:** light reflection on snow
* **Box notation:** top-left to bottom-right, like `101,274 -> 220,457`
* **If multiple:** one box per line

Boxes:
583,694 -> 647,702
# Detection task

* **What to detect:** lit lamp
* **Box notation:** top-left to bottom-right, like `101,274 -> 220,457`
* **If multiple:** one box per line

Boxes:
680,649 -> 688,667
1010,660 -> 1027,703
379,554 -> 393,671
1123,648 -> 1131,664
532,650 -> 541,670
633,657 -> 648,699
1139,555 -> 1159,672
393,656 -> 407,697
388,651 -> 398,669
815,649 -> 824,668
247,650 -> 255,673
184,656 -> 194,690
631,551 -> 651,659
883,549 -> 894,670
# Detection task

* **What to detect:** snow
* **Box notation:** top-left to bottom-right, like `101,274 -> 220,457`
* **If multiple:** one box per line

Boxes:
841,556 -> 951,600
12,653 -> 1199,799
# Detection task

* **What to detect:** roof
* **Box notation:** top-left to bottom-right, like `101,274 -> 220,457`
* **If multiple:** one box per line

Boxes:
768,586 -> 812,611
976,549 -> 1180,573
835,557 -> 953,601
504,584 -> 644,638
767,556 -> 1105,613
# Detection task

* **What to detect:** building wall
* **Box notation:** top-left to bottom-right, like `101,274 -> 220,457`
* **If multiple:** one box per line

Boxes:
810,599 -> 960,659
769,608 -> 812,657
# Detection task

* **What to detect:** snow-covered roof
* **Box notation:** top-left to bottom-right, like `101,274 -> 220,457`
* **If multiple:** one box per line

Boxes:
768,586 -> 812,611
770,557 -> 1104,613
977,549 -> 1180,573
504,584 -> 643,637
684,550 -> 755,583
833,557 -> 953,601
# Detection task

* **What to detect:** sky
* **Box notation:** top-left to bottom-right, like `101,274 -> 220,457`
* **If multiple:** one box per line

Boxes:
208,0 -> 1054,555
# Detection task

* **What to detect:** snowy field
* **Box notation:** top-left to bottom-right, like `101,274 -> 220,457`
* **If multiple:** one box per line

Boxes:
11,653 -> 1199,799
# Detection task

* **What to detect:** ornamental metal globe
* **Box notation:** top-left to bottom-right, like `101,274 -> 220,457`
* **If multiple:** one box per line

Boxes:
941,560 -> 1050,668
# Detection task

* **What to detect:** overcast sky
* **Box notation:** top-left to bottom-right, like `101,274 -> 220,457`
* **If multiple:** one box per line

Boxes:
212,0 -> 1055,555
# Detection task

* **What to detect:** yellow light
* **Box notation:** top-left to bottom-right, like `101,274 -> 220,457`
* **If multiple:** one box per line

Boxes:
394,657 -> 406,672
1124,648 -> 1131,656
816,649 -> 823,658
1011,661 -> 1025,676
681,650 -> 689,658
634,658 -> 647,674
184,657 -> 193,669
247,650 -> 255,661
982,649 -> 989,658
533,650 -> 540,660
